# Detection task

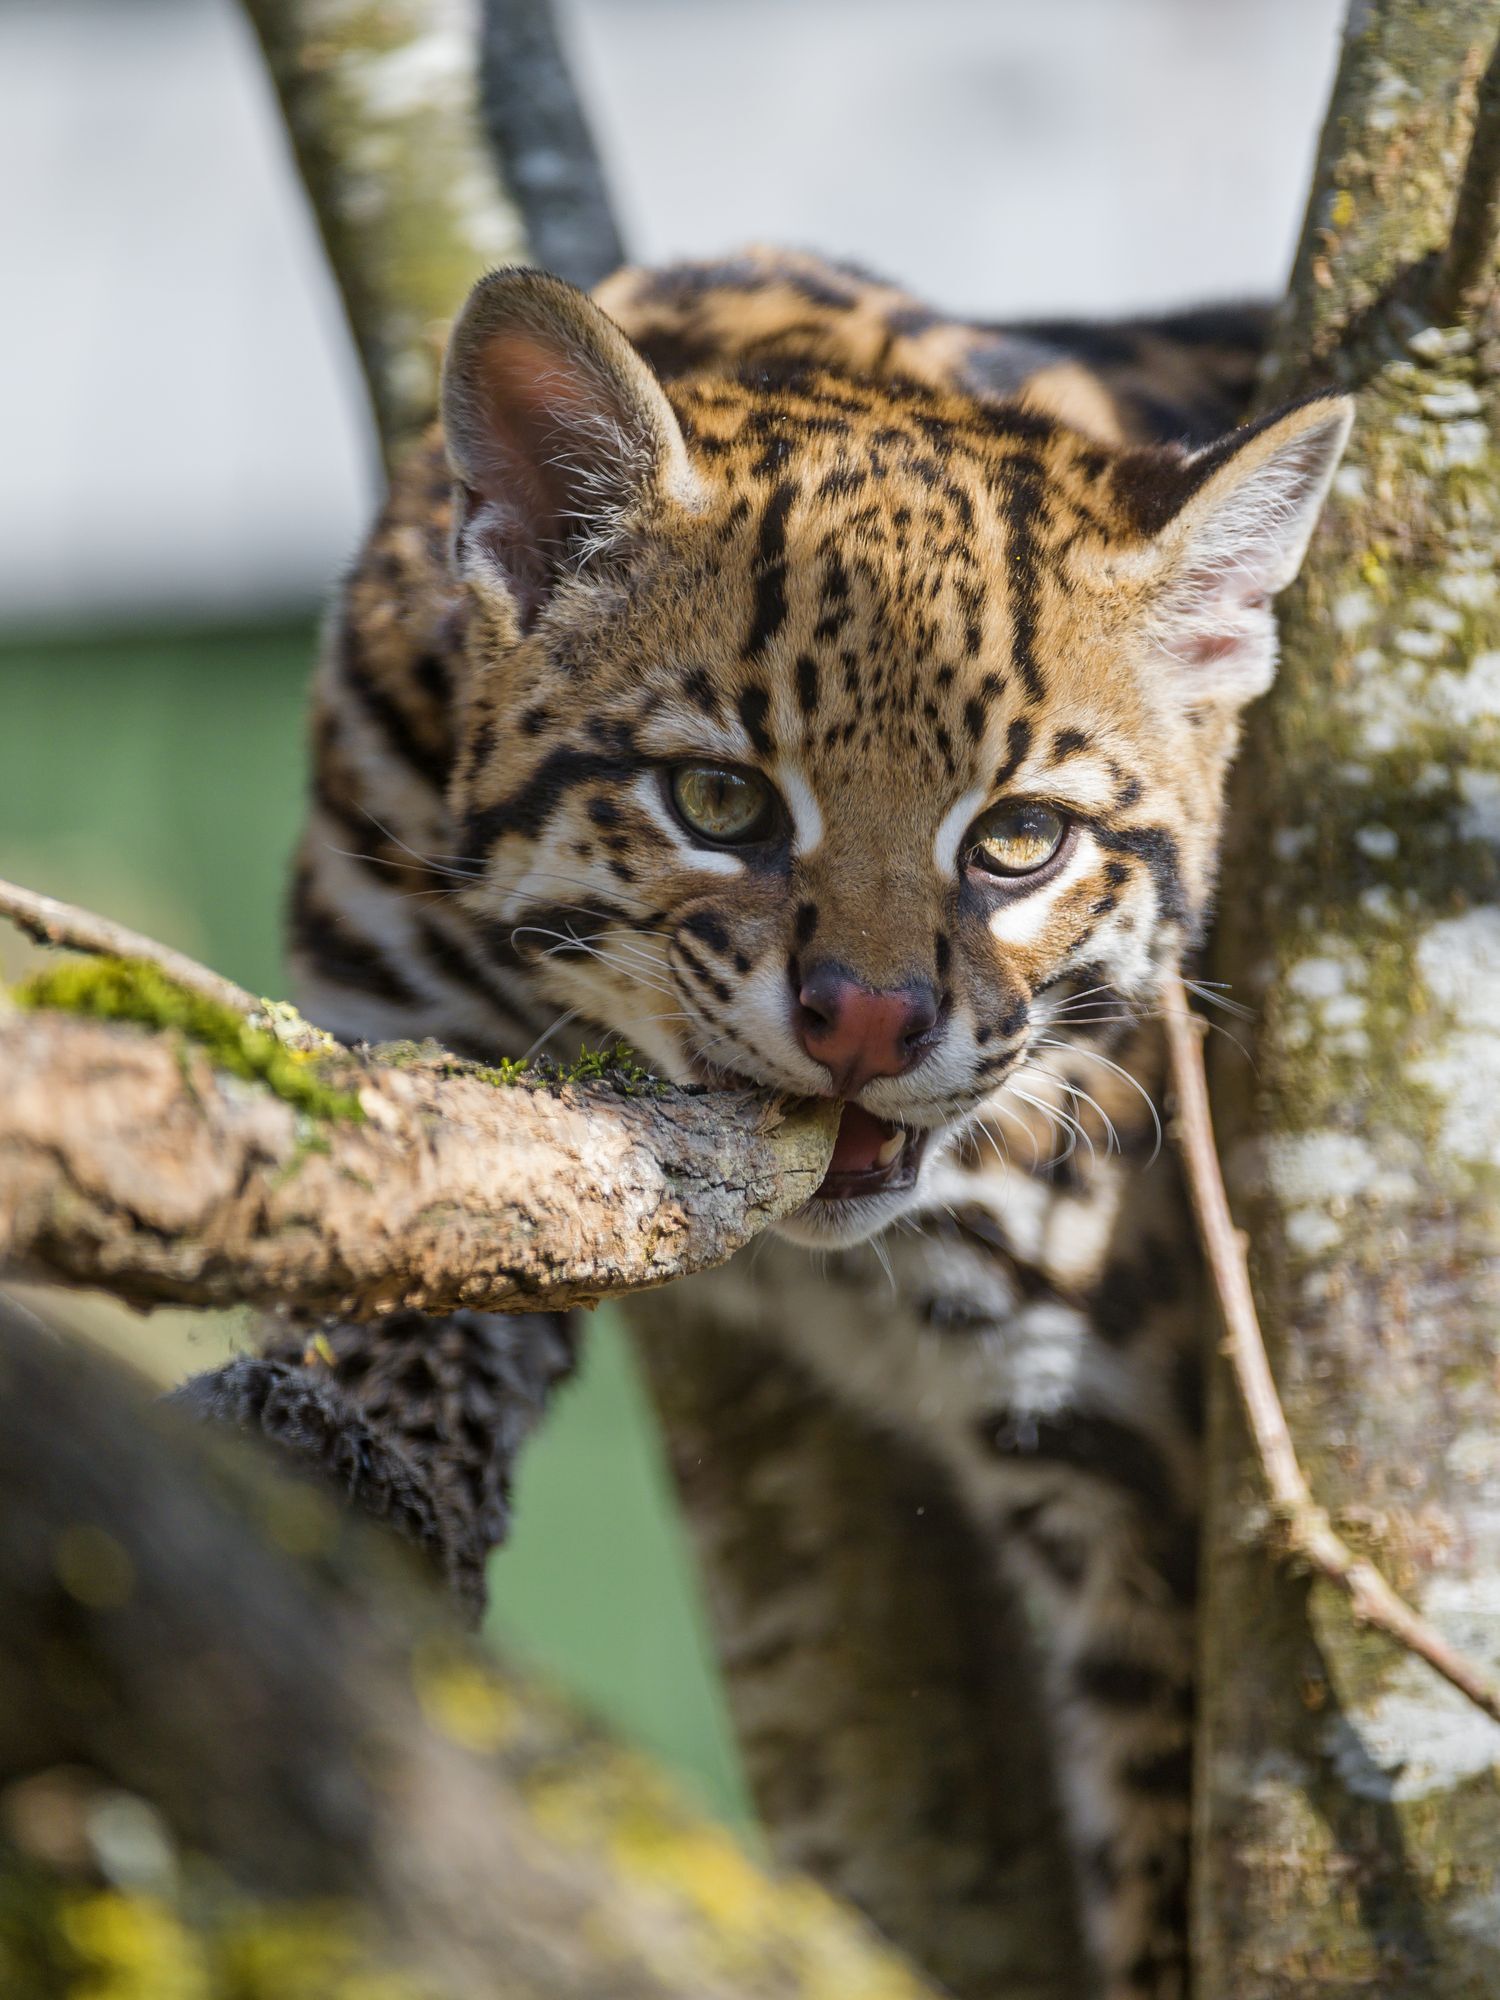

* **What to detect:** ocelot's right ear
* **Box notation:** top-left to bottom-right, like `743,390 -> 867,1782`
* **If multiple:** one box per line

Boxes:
440,267 -> 700,632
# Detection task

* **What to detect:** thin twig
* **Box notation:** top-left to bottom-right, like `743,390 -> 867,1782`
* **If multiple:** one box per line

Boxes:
1162,974 -> 1500,1726
1428,30 -> 1500,324
0,876 -> 263,1019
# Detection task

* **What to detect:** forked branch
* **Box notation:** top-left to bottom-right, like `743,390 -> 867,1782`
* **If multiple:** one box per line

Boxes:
1163,975 -> 1500,1726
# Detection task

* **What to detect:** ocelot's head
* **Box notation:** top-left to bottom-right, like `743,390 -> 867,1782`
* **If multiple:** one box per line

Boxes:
441,269 -> 1350,1245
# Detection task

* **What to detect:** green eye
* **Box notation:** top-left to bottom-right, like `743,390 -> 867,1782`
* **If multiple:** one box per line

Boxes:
966,801 -> 1068,877
670,762 -> 777,844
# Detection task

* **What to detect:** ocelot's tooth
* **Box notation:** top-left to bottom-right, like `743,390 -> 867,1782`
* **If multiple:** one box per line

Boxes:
875,1131 -> 905,1168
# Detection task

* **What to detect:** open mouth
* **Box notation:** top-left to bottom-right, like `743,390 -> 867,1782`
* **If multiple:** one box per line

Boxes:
813,1103 -> 930,1202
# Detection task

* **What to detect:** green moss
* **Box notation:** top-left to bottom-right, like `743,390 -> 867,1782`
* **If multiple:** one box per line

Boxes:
534,1043 -> 663,1096
16,959 -> 362,1124
415,1041 -> 667,1097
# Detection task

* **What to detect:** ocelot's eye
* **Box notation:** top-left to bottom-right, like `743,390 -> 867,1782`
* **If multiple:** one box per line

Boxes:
965,801 -> 1068,878
669,762 -> 778,844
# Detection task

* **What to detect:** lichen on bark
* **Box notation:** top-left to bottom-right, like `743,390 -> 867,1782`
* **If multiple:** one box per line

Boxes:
241,0 -> 527,454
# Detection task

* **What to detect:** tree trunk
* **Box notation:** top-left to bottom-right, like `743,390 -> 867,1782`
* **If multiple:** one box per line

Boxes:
1197,4 -> 1500,1992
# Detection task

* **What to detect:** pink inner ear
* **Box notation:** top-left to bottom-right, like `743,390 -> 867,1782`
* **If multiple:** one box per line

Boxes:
471,330 -> 604,551
1176,630 -> 1245,667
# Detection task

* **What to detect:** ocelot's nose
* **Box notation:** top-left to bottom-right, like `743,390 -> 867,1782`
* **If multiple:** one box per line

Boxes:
793,963 -> 941,1097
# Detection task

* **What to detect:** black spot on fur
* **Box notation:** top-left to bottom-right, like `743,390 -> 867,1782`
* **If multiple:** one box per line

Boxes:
1091,821 -> 1188,926
796,654 -> 820,715
683,668 -> 718,714
994,717 -> 1033,790
683,910 -> 732,954
978,1407 -> 1177,1517
290,876 -> 419,1007
745,481 -> 796,659
737,685 -> 774,757
999,456 -> 1049,702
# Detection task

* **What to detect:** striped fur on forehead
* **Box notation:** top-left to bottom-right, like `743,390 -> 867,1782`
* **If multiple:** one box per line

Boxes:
444,359 -> 1215,940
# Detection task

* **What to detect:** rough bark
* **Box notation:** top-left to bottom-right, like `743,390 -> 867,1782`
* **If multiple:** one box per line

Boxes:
1198,5 -> 1500,1992
0,1298 -> 942,2000
0,1001 -> 836,1318
241,0 -> 527,455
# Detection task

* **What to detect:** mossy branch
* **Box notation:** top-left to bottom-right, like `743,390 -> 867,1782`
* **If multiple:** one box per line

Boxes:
0,875 -> 266,1022
0,902 -> 836,1319
0,1300 -> 941,2000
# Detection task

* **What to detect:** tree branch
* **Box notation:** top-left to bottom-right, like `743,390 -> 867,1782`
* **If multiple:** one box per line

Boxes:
0,984 -> 836,1320
0,874 -> 264,1019
1429,29 -> 1500,322
478,0 -> 625,288
1163,975 -> 1500,1726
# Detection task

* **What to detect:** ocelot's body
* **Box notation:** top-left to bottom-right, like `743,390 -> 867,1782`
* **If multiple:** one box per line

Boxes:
289,247 -> 1350,2000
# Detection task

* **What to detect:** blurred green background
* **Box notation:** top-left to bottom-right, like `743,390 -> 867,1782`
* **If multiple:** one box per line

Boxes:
0,621 -> 748,1829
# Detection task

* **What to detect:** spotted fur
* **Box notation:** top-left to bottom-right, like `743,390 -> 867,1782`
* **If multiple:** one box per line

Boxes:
290,246 -> 1351,1999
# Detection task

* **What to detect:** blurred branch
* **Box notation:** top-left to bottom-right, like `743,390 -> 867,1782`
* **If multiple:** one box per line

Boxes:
0,1299 -> 942,2000
478,0 -> 625,287
239,0 -> 528,456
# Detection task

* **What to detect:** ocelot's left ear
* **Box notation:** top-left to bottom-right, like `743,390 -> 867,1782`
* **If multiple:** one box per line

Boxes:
1140,394 -> 1354,706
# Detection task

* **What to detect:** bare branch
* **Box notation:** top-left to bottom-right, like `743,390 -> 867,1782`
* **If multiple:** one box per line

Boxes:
0,1006 -> 836,1319
1429,30 -> 1500,323
1162,975 -> 1500,1727
0,874 -> 263,1019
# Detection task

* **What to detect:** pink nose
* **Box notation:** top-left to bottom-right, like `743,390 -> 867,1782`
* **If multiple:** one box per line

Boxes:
794,964 -> 941,1096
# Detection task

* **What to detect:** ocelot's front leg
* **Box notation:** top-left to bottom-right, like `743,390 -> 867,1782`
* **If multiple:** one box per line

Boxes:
699,1139 -> 1206,2000
934,1178 -> 1205,2000
970,1432 -> 1197,2000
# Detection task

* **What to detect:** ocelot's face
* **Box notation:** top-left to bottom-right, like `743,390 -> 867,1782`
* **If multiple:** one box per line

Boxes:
442,273 -> 1350,1244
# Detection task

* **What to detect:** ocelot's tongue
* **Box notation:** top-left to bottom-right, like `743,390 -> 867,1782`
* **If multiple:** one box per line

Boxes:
827,1102 -> 903,1177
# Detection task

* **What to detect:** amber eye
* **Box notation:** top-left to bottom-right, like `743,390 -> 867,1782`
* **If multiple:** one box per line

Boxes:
966,801 -> 1068,878
669,762 -> 777,844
